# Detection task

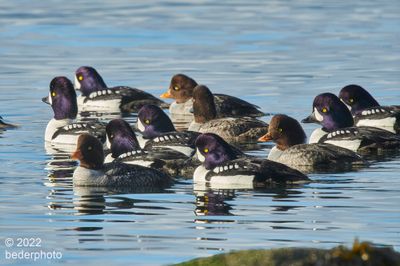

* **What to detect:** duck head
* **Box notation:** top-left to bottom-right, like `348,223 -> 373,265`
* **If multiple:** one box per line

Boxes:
195,133 -> 238,170
339,84 -> 380,115
160,74 -> 197,103
72,134 -> 104,170
74,66 -> 108,96
106,119 -> 141,158
137,104 -> 176,138
192,85 -> 217,123
302,93 -> 354,131
258,114 -> 306,150
42,76 -> 78,120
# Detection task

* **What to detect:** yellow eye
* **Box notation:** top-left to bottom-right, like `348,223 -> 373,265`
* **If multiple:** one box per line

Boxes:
78,75 -> 83,81
322,107 -> 328,113
51,92 -> 56,97
88,146 -> 92,151
349,98 -> 354,104
278,128 -> 283,132
203,148 -> 209,153
173,86 -> 180,91
145,119 -> 150,124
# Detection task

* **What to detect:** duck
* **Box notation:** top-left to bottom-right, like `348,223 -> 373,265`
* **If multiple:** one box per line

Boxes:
257,114 -> 366,171
72,133 -> 172,187
136,104 -> 200,157
160,73 -> 265,118
338,84 -> 400,134
0,116 -> 17,130
193,133 -> 309,188
106,118 -> 200,177
74,66 -> 169,113
187,85 -> 268,143
302,93 -> 400,153
43,76 -> 106,145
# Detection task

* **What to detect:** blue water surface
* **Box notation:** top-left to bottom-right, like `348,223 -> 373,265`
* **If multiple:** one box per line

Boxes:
0,1 -> 399,265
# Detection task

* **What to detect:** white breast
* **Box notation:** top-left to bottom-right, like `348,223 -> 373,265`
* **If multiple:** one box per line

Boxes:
267,146 -> 284,162
309,128 -> 327,143
45,118 -> 73,142
169,100 -> 194,116
356,117 -> 396,134
73,166 -> 105,186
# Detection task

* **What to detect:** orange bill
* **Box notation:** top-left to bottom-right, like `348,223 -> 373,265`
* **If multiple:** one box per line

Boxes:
258,133 -> 273,142
71,149 -> 82,160
160,90 -> 172,98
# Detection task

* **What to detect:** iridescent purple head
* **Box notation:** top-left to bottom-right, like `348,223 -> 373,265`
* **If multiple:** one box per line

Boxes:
339,84 -> 380,115
192,85 -> 217,123
42,77 -> 78,120
137,105 -> 175,138
74,66 -> 108,96
302,93 -> 354,131
195,133 -> 238,170
106,119 -> 140,158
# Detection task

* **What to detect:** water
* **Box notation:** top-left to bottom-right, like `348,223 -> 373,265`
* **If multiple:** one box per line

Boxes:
1,1 -> 399,265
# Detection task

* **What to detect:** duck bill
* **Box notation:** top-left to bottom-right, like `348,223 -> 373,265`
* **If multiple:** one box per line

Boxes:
42,96 -> 50,105
71,149 -> 83,160
160,90 -> 173,99
258,133 -> 273,142
301,112 -> 318,123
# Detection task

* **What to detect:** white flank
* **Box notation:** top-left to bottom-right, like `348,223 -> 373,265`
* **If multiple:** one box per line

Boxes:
325,139 -> 361,152
356,117 -> 396,134
124,160 -> 153,167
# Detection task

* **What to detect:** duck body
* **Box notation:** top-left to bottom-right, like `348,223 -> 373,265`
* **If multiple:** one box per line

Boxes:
193,133 -> 309,188
43,76 -> 106,145
258,114 -> 366,172
188,85 -> 267,143
303,93 -> 400,153
339,84 -> 400,134
161,74 -> 264,118
106,118 -> 199,178
72,133 -> 172,188
75,66 -> 168,113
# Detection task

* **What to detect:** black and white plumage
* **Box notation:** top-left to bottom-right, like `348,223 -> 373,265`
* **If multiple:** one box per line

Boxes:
74,66 -> 169,113
72,134 -> 172,188
258,114 -> 366,172
188,85 -> 268,143
302,93 -> 400,152
136,105 -> 200,157
160,73 -> 265,118
339,84 -> 400,134
194,133 -> 309,188
105,118 -> 199,177
43,76 -> 106,145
